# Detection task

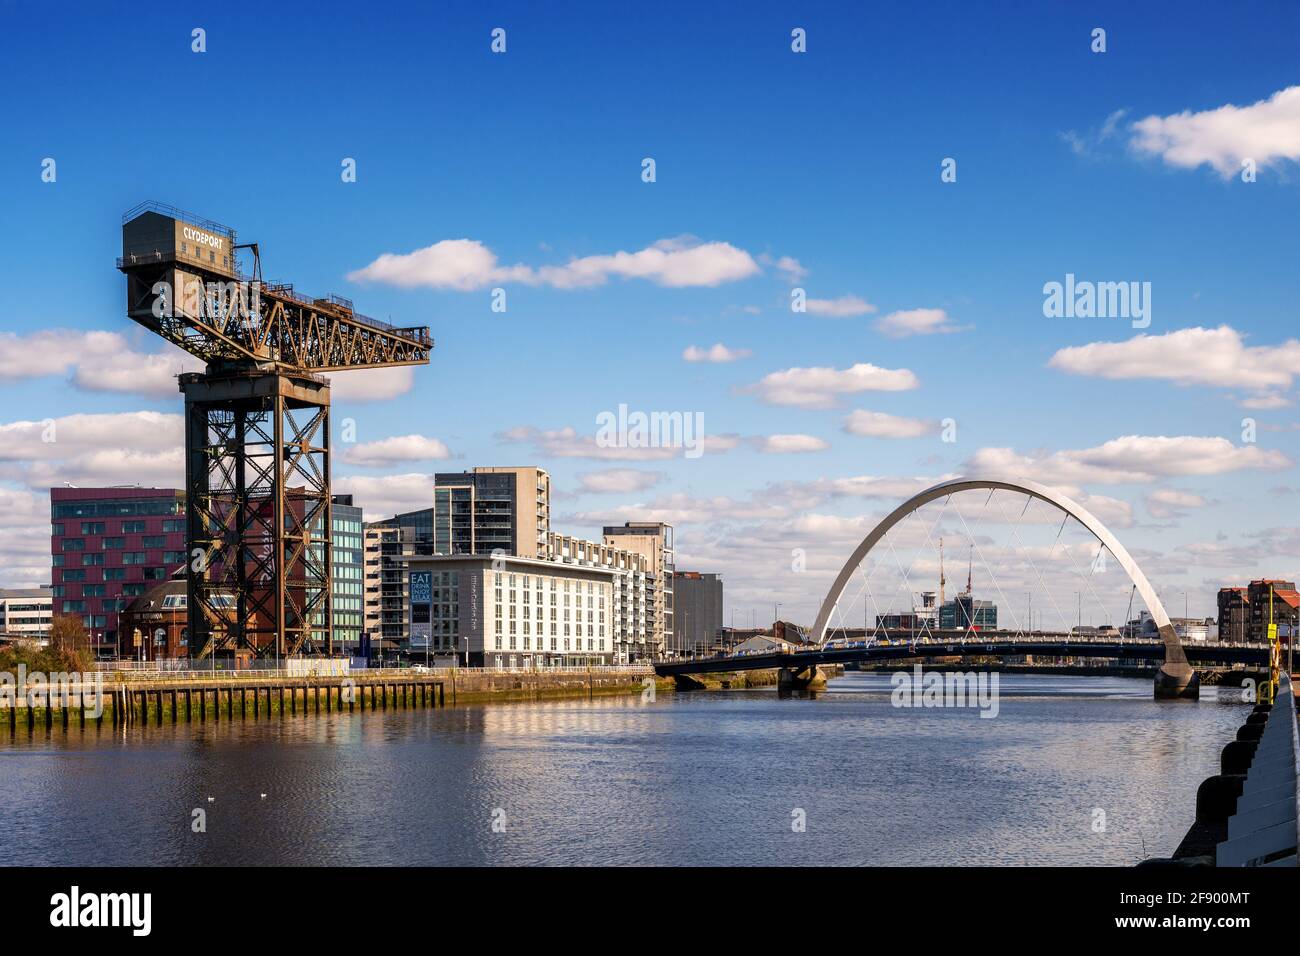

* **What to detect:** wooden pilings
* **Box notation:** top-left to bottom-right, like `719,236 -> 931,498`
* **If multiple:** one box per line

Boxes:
2,677 -> 447,734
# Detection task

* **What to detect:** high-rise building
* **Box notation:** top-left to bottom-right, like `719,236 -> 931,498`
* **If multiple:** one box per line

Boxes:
938,593 -> 997,630
603,522 -> 674,659
331,495 -> 364,655
0,587 -> 53,640
672,571 -> 723,656
363,522 -> 414,656
432,467 -> 551,558
50,487 -> 187,659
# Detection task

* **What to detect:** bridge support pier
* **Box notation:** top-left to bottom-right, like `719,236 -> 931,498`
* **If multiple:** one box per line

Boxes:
777,666 -> 819,694
1154,662 -> 1200,700
672,673 -> 706,691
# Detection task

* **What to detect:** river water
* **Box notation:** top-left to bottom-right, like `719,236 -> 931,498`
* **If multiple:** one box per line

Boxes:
0,673 -> 1248,866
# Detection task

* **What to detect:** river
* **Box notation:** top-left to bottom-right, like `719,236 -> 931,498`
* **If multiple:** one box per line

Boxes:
0,672 -> 1248,866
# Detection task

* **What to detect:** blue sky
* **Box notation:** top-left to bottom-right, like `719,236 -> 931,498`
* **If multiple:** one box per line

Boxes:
1,1 -> 1298,626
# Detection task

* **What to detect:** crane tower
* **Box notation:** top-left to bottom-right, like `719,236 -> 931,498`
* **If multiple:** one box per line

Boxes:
117,202 -> 432,661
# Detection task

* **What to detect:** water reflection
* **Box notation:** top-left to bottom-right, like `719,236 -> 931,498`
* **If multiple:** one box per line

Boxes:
0,674 -> 1245,866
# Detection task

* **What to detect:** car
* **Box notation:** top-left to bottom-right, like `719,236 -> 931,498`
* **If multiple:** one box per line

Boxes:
410,663 -> 430,673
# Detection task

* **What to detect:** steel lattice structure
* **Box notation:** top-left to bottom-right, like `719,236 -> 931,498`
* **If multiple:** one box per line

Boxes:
118,202 -> 432,661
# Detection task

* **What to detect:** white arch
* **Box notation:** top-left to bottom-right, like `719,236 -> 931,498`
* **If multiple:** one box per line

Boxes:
809,477 -> 1187,665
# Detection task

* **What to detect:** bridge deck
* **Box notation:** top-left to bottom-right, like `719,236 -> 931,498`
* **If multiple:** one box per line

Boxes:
654,637 -> 1270,677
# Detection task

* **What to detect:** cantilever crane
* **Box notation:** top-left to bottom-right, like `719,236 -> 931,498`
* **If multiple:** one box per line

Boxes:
118,202 -> 432,661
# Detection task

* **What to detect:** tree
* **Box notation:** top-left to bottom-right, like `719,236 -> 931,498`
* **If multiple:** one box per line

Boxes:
48,614 -> 93,669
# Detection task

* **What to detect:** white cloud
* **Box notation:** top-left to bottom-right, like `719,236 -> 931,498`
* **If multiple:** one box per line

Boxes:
747,434 -> 830,454
0,411 -> 184,490
499,425 -> 683,461
743,362 -> 919,408
1060,108 -> 1129,159
333,473 -> 433,520
349,236 -> 761,290
340,434 -> 452,467
576,469 -> 665,494
0,329 -> 195,397
772,256 -> 808,282
0,329 -> 419,403
802,474 -> 950,500
569,492 -> 789,526
843,410 -> 934,439
0,487 -> 55,588
1146,488 -> 1209,519
966,436 -> 1290,485
682,342 -> 752,363
805,295 -> 876,318
1130,85 -> 1300,177
328,366 -> 417,402
1238,393 -> 1292,410
1047,326 -> 1300,397
873,308 -> 965,339
0,412 -> 182,461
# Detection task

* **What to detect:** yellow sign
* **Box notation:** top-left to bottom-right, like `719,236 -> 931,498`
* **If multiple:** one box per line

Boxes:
133,628 -> 142,648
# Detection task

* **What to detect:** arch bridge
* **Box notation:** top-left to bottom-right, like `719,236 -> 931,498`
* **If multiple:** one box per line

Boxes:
670,477 -> 1206,699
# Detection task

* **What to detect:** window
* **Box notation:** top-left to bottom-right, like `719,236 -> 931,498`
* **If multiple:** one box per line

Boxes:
62,539 -> 85,552
123,552 -> 147,565
101,537 -> 125,550
122,520 -> 146,534
82,553 -> 104,566
163,519 -> 184,533
63,569 -> 85,582
104,568 -> 126,581
142,536 -> 166,548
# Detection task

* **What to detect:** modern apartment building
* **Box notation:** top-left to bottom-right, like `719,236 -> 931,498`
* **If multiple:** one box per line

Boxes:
406,553 -> 615,667
603,522 -> 674,659
672,571 -> 723,656
331,495 -> 364,655
0,587 -> 53,640
548,531 -> 652,663
50,487 -> 187,659
363,522 -> 414,653
432,467 -> 551,558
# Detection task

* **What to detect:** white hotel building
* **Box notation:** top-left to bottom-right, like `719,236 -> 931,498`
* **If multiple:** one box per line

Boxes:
406,553 -> 615,667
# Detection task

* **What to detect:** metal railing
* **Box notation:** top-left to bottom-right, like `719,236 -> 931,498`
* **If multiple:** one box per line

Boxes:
122,200 -> 236,238
88,663 -> 654,683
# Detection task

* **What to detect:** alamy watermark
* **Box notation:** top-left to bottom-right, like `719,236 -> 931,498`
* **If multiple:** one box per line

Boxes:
596,404 -> 705,459
1042,273 -> 1150,329
890,665 -> 999,718
0,665 -> 104,717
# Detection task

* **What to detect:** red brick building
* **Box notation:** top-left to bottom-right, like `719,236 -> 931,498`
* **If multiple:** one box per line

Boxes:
50,487 -> 187,659
1217,579 -> 1300,644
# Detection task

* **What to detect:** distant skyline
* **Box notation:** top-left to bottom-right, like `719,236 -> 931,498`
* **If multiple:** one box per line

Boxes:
1,2 -> 1298,626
